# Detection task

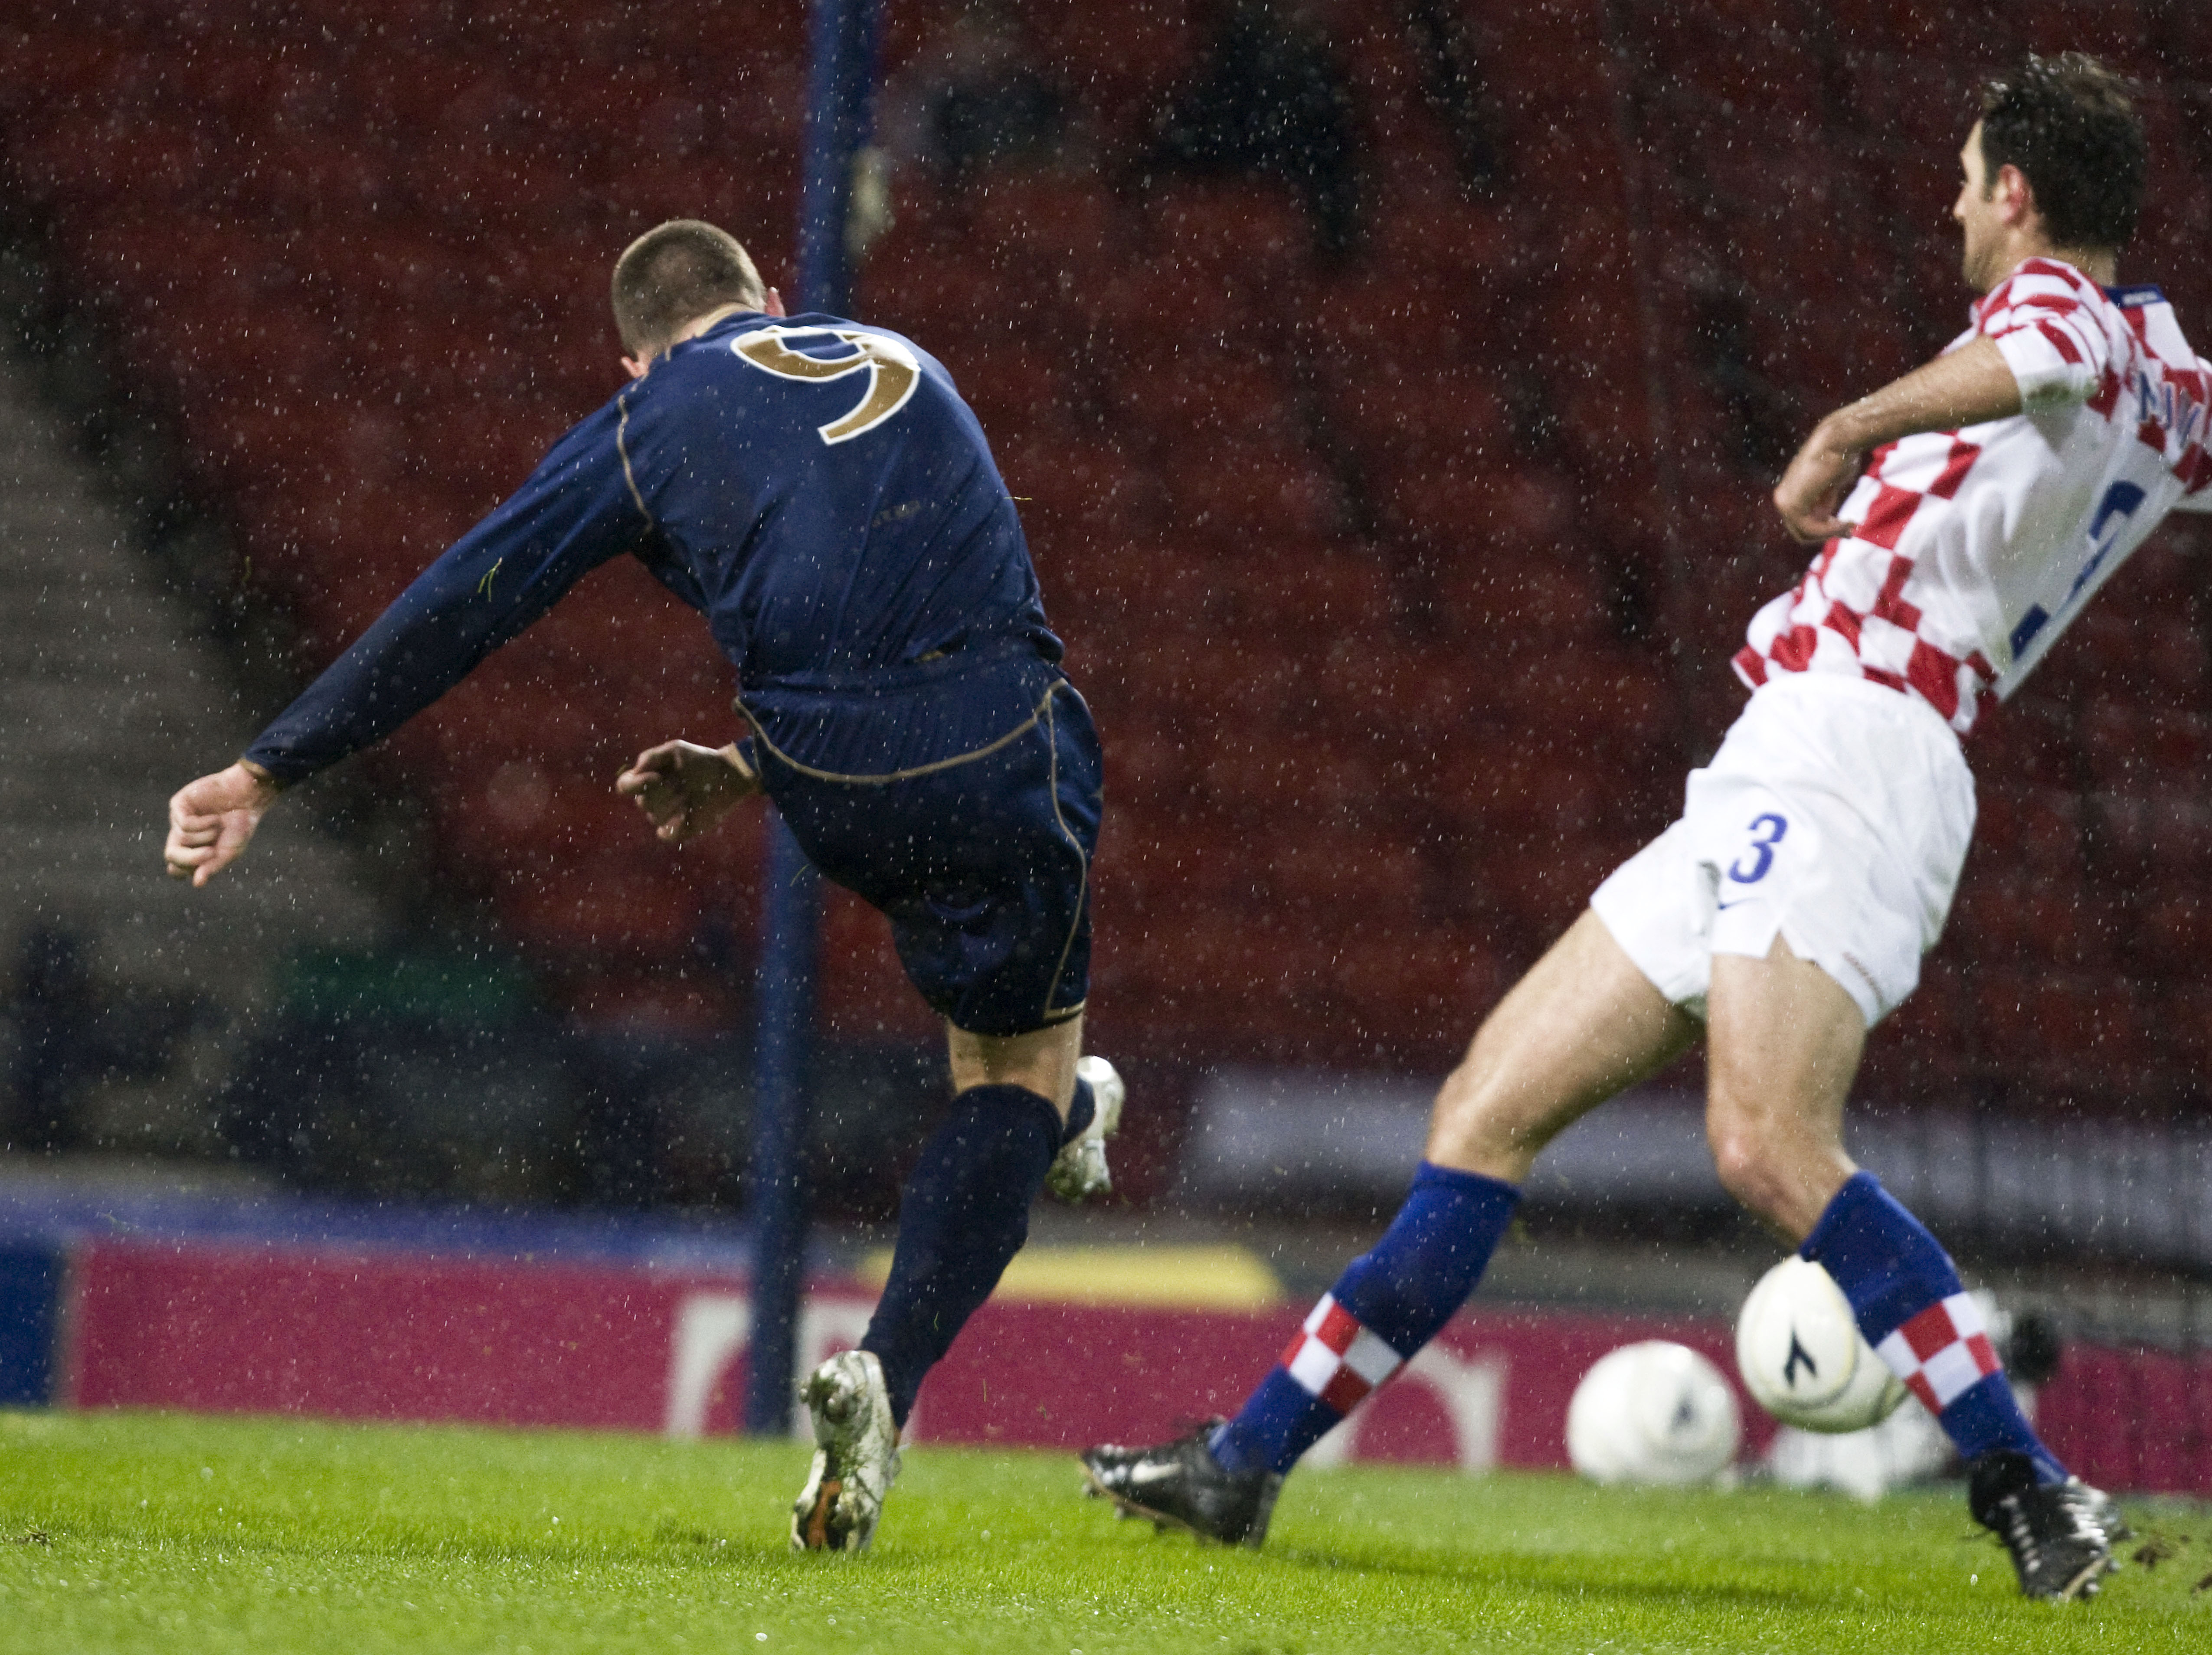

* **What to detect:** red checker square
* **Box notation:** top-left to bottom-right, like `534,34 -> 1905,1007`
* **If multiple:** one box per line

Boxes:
1872,556 -> 1922,629
1906,639 -> 1965,723
1823,602 -> 1865,650
1856,486 -> 1922,551
1906,1374 -> 1943,1414
1319,1367 -> 1374,1415
1900,1301 -> 1960,1363
2036,318 -> 2083,364
1279,1332 -> 1309,1369
1313,1301 -> 1362,1356
1770,624 -> 1820,673
1966,1332 -> 1999,1376
1927,439 -> 1980,500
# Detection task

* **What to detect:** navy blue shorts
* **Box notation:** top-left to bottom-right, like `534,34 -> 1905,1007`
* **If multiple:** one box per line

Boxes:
738,640 -> 1102,1038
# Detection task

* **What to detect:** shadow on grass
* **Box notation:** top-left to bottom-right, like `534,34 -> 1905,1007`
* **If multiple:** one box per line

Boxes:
0,1509 -> 808,1576
1260,1541 -> 1829,1613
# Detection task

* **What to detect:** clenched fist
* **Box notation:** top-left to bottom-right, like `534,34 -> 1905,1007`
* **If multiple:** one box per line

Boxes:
615,739 -> 761,844
165,761 -> 283,886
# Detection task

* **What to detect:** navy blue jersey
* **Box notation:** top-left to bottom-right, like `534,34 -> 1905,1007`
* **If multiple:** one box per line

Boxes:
244,309 -> 1060,783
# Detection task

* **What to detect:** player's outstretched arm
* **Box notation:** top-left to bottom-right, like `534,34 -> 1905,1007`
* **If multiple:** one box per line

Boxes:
616,740 -> 762,843
1774,336 -> 2022,543
164,760 -> 284,886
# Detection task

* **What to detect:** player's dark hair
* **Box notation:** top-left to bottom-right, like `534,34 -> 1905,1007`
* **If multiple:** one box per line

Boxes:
1976,53 -> 2145,252
611,219 -> 766,355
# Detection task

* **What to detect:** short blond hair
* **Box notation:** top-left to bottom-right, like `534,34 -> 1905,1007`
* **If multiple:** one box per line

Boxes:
611,220 -> 766,355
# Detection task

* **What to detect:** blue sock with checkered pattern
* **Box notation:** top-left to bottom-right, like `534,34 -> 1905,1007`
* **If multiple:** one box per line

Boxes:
1210,1162 -> 1519,1477
1802,1171 -> 2063,1485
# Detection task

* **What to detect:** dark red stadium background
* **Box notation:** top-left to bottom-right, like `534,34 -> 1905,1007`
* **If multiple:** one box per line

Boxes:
6,0 -> 2210,1148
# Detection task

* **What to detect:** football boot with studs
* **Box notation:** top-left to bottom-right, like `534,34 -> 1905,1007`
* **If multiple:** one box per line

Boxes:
1968,1450 -> 2116,1601
791,1350 -> 900,1553
1046,1055 -> 1125,1202
1080,1419 -> 1283,1548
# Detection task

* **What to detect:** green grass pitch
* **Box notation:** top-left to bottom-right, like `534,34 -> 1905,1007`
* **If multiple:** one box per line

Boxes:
2,1411 -> 2206,1653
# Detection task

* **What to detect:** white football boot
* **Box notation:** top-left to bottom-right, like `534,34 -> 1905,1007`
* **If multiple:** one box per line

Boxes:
1046,1055 -> 1125,1202
791,1349 -> 901,1553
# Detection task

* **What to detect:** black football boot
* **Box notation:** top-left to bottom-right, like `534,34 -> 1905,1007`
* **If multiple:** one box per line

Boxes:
1968,1450 -> 2116,1601
1080,1420 -> 1283,1548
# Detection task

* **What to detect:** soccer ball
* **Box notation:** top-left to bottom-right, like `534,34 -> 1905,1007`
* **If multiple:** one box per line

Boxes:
1565,1340 -> 1742,1485
1735,1256 -> 1908,1433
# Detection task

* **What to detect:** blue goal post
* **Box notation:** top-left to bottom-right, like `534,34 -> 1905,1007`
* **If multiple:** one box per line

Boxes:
741,0 -> 885,1440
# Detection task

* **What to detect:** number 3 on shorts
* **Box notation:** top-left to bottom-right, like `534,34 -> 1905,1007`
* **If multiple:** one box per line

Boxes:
1727,811 -> 1789,885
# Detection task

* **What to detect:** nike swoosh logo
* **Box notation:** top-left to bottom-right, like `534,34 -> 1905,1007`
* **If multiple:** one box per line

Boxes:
1716,897 -> 1758,910
1124,1463 -> 1184,1486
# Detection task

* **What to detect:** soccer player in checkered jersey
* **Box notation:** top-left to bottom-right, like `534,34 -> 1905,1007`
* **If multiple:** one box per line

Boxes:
1085,54 -> 2199,1600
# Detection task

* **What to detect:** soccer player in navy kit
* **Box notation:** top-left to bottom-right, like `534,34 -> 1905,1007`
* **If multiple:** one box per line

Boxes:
162,219 -> 1123,1553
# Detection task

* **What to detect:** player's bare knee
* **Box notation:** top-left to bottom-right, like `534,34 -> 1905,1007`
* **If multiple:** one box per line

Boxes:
1705,1106 -> 1796,1221
1708,1127 -> 1774,1210
1427,1047 -> 1542,1176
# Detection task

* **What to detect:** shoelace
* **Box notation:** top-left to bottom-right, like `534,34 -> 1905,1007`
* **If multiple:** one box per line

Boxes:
2000,1498 -> 2043,1570
1999,1490 -> 2104,1573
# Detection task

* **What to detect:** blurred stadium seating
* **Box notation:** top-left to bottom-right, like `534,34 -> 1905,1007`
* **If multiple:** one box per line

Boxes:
3,0 -> 2209,1198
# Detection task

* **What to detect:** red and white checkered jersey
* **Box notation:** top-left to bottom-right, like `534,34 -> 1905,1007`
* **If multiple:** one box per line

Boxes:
1735,258 -> 2212,734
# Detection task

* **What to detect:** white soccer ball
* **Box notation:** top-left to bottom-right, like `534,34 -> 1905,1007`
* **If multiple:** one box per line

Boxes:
1565,1340 -> 1742,1485
1735,1256 -> 1908,1434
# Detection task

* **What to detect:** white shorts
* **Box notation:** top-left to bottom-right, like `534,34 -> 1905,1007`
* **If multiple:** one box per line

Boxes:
1589,673 -> 1975,1027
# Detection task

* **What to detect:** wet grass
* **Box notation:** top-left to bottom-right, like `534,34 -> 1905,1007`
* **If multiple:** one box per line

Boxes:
2,1409 -> 2207,1653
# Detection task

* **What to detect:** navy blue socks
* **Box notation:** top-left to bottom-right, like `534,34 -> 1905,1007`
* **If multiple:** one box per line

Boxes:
1802,1171 -> 2064,1484
861,1083 -> 1060,1426
1063,1073 -> 1096,1146
1211,1161 -> 1522,1476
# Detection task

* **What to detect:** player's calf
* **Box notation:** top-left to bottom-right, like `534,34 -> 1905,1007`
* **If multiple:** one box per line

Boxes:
1803,1174 -> 2069,1484
1082,1160 -> 1518,1555
1798,1170 -> 2123,1603
853,1083 -> 1064,1433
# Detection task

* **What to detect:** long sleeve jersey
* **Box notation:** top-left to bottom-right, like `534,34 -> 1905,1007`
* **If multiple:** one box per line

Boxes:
244,309 -> 1059,784
1734,259 -> 2212,734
